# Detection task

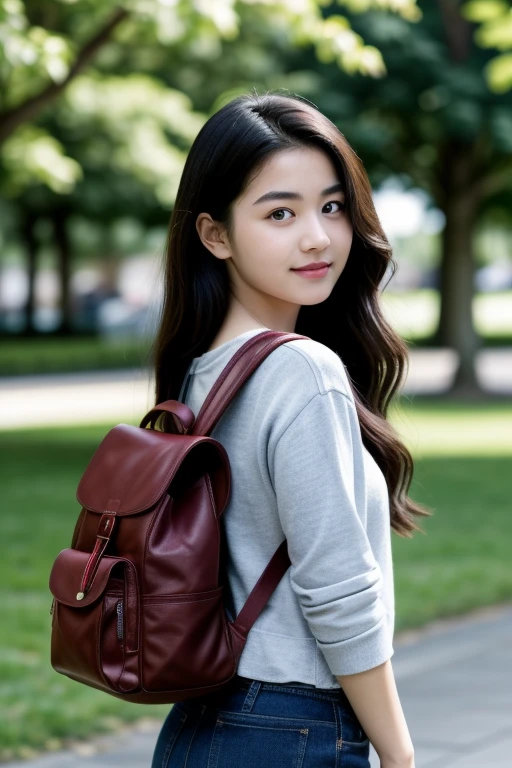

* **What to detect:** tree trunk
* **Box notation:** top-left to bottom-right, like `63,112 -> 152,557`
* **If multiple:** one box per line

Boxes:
435,145 -> 482,395
22,210 -> 38,336
53,209 -> 73,335
433,3 -> 488,396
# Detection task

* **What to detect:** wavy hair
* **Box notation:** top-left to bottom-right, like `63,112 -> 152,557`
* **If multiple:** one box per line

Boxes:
152,90 -> 431,537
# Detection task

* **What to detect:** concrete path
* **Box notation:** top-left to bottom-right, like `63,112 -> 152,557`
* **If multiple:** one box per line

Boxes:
2,603 -> 511,767
373,603 -> 512,768
1,347 -> 512,430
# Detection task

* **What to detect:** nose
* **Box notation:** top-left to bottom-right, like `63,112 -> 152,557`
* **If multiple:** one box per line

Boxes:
299,215 -> 330,251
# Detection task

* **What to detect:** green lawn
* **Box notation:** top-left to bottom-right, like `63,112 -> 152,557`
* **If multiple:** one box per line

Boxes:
0,335 -> 153,377
1,400 -> 511,760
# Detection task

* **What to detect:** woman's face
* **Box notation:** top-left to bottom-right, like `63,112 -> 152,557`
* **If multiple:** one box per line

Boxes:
197,145 -> 353,329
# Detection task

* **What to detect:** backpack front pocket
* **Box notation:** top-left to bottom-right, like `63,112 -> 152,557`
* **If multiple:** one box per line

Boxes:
49,548 -> 140,694
141,587 -> 234,692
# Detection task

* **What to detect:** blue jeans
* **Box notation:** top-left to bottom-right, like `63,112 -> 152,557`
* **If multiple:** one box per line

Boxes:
151,676 -> 371,767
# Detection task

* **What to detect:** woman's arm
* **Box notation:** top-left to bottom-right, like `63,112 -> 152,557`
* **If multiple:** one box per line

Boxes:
336,659 -> 415,768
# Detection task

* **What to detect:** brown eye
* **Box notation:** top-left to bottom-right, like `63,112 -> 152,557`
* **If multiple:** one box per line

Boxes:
270,209 -> 292,221
323,201 -> 345,214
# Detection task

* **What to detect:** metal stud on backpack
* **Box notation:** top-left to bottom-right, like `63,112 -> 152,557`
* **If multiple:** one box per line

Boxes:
48,331 -> 309,704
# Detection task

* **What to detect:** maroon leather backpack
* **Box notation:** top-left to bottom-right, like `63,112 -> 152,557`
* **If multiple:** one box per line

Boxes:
49,330 -> 309,704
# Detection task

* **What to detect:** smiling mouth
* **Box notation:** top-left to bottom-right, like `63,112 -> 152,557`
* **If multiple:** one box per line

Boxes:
292,263 -> 331,271
292,264 -> 331,272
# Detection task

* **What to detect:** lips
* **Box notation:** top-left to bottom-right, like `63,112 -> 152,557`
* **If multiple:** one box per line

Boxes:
293,262 -> 331,271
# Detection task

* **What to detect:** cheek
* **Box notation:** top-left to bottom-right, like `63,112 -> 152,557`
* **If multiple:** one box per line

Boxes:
231,229 -> 278,279
330,217 -> 353,248
256,224 -> 299,256
239,221 -> 290,259
236,218 -> 273,247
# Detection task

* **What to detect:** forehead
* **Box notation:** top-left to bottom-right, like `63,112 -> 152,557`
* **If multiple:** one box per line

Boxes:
243,146 -> 339,199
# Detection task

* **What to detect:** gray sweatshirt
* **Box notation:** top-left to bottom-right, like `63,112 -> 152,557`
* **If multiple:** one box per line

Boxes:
178,327 -> 395,688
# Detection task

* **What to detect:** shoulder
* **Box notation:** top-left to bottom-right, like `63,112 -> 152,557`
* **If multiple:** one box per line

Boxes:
261,336 -> 353,401
246,335 -> 357,454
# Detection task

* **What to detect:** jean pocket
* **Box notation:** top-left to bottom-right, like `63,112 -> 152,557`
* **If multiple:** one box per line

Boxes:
340,712 -> 370,748
208,711 -> 309,768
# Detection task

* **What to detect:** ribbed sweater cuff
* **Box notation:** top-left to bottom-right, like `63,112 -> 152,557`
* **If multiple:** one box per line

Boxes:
317,619 -> 394,676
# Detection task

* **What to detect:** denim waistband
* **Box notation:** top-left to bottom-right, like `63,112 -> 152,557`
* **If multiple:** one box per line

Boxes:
192,675 -> 354,716
232,675 -> 348,702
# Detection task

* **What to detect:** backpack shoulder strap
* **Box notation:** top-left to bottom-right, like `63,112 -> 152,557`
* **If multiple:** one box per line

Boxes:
192,330 -> 309,642
229,539 -> 291,638
190,330 -> 309,437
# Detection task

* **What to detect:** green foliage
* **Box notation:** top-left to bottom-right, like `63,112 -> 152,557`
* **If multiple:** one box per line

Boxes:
2,124 -> 82,195
475,11 -> 512,51
335,0 -> 422,22
463,1 -> 512,91
486,53 -> 512,93
288,10 -> 384,76
462,0 -> 510,23
62,73 -> 205,206
0,1 -> 73,94
0,0 -> 424,215
0,1 -> 421,112
302,2 -> 512,222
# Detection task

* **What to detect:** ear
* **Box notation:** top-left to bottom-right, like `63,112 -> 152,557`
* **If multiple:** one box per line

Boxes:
196,213 -> 232,260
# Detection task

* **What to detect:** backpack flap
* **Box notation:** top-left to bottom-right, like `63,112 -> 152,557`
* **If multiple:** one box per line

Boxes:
76,423 -> 230,516
49,548 -> 139,654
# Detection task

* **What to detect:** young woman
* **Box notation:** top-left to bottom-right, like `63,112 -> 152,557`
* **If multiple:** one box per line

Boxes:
150,91 -> 430,768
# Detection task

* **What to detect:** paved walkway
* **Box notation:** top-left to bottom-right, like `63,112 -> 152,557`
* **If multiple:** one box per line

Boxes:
3,603 -> 511,767
1,347 -> 512,430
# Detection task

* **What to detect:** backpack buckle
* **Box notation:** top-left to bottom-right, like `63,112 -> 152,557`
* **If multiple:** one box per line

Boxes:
77,512 -> 117,599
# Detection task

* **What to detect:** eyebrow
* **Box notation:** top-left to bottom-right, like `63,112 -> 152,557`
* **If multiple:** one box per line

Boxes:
253,182 -> 344,205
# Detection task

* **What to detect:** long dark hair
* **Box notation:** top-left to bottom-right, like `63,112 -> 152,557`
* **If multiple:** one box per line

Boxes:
152,90 -> 431,538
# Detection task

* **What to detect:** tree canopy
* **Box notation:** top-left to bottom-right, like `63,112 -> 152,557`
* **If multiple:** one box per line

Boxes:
1,0 -> 511,393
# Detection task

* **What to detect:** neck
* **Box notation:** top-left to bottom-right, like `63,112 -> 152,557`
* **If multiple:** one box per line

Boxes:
229,293 -> 297,334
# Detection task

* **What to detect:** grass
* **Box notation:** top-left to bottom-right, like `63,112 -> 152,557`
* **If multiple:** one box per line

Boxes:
388,398 -> 512,628
1,400 -> 511,759
0,335 -> 153,377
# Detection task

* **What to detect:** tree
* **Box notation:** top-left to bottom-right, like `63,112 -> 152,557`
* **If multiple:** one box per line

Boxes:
0,0 -> 420,334
1,73 -> 205,333
0,0 -> 420,144
291,0 -> 512,395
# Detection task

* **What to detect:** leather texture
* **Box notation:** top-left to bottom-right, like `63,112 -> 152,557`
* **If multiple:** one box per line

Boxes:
49,330 -> 309,704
